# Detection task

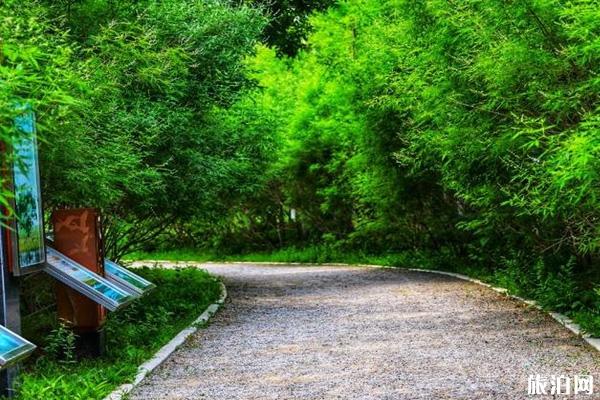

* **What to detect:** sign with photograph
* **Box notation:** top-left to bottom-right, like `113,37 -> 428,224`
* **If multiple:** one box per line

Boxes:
0,325 -> 35,369
104,259 -> 156,297
11,107 -> 46,274
45,247 -> 134,311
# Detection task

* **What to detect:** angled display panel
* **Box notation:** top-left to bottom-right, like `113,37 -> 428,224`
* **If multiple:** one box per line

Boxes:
104,260 -> 155,297
10,106 -> 46,275
44,248 -> 134,311
0,325 -> 35,369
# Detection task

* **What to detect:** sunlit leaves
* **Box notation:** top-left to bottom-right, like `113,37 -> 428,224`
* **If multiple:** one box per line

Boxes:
230,0 -> 600,260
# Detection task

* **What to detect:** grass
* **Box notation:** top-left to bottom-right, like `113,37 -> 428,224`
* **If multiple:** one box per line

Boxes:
16,267 -> 222,400
125,246 -> 438,267
127,246 -> 492,281
127,246 -> 600,337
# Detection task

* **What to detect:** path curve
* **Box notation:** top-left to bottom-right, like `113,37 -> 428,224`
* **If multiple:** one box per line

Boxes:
129,263 -> 600,399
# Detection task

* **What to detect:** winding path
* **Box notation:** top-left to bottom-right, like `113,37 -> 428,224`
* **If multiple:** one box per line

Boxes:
129,263 -> 600,399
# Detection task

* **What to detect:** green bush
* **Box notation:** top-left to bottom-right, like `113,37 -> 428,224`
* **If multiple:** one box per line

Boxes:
201,0 -> 600,332
43,322 -> 77,365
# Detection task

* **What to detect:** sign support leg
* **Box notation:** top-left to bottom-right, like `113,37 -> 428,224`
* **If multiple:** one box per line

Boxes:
0,229 -> 23,397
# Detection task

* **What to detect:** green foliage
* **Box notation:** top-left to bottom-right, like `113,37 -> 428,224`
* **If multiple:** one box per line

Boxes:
250,0 -> 335,56
105,267 -> 221,354
573,309 -> 600,338
0,0 -> 80,220
44,322 -> 77,364
532,258 -> 583,312
17,369 -> 113,400
128,246 -> 439,270
1,0 -> 271,257
18,267 -> 221,400
205,0 -> 600,331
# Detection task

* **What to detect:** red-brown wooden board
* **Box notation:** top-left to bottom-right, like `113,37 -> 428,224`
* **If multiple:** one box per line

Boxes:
52,208 -> 106,332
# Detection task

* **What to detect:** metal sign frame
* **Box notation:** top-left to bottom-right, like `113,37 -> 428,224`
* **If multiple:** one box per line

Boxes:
0,325 -> 35,368
6,106 -> 46,276
104,260 -> 155,297
44,247 -> 134,312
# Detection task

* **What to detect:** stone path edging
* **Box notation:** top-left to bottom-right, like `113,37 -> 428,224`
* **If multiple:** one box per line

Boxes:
400,267 -> 600,352
129,259 -> 600,353
102,281 -> 227,400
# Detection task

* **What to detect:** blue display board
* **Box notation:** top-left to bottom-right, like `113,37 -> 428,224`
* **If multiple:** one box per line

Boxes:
0,325 -> 35,369
44,247 -> 134,311
11,107 -> 46,274
104,260 -> 155,297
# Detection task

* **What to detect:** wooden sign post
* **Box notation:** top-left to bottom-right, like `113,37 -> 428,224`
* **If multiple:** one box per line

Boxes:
52,208 -> 107,356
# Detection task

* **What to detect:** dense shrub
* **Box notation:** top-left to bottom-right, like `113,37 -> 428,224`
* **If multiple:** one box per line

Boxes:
207,0 -> 600,322
0,0 -> 272,258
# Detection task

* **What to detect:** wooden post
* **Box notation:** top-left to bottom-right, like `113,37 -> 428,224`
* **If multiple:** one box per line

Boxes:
52,208 -> 107,356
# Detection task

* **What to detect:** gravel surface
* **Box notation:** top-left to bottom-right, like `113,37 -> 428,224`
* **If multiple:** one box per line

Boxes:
129,263 -> 600,399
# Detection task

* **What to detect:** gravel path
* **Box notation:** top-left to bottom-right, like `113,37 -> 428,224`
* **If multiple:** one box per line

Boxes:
129,263 -> 600,399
